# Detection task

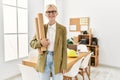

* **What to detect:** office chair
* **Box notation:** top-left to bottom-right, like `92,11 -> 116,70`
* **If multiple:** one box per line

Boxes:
63,57 -> 84,80
79,52 -> 93,80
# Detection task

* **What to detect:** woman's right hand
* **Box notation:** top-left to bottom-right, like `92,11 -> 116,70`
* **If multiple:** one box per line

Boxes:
41,38 -> 49,47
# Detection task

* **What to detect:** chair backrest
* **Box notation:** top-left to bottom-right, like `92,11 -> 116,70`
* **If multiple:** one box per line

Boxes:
80,52 -> 93,68
77,44 -> 88,53
18,64 -> 40,80
67,57 -> 84,76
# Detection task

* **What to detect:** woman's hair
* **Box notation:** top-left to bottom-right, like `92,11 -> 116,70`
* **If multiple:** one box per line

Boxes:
45,4 -> 58,12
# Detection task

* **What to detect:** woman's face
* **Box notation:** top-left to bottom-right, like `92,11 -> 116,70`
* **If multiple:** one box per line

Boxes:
45,7 -> 58,22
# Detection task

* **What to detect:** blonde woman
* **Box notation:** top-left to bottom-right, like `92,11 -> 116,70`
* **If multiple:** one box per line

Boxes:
30,4 -> 67,80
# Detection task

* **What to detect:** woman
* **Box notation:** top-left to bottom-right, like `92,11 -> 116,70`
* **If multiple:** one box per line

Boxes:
30,4 -> 67,80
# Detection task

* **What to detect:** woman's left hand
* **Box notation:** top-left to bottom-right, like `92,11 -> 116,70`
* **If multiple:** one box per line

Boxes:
62,69 -> 66,74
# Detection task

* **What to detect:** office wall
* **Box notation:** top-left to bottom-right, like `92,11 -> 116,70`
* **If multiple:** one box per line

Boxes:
64,0 -> 120,68
0,1 -> 3,63
28,0 -> 44,51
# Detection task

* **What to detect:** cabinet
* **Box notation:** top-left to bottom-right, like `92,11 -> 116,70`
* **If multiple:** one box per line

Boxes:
78,29 -> 92,45
87,45 -> 99,67
78,30 -> 99,67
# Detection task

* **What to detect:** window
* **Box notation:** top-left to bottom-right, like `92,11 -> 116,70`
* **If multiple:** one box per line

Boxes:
3,0 -> 28,61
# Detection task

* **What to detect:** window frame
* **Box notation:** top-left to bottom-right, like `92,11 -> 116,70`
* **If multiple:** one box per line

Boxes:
2,0 -> 29,62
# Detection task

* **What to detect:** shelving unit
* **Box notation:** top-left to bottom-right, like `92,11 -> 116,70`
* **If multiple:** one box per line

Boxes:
78,31 -> 99,67
78,29 -> 92,46
87,45 -> 99,67
68,17 -> 99,67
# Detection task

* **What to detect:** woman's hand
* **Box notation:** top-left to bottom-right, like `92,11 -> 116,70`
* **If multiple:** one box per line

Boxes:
41,38 -> 49,47
62,69 -> 66,74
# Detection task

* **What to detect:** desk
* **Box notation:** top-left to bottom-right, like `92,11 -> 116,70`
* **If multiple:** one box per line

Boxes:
22,53 -> 89,71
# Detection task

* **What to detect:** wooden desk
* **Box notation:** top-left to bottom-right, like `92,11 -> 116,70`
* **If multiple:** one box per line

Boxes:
22,53 -> 88,71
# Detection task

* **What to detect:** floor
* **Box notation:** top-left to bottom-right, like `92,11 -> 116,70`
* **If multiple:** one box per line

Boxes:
6,65 -> 120,80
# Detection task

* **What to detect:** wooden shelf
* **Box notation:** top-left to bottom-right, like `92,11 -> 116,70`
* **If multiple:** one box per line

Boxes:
91,55 -> 96,57
78,30 -> 99,67
89,45 -> 99,67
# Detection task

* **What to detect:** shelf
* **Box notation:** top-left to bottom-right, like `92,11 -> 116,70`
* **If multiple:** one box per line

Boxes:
78,33 -> 99,67
91,55 -> 96,57
67,44 -> 77,51
91,57 -> 98,67
87,45 -> 99,47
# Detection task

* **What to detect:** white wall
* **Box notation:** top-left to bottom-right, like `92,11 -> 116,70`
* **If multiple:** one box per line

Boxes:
64,0 -> 120,68
28,0 -> 44,51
